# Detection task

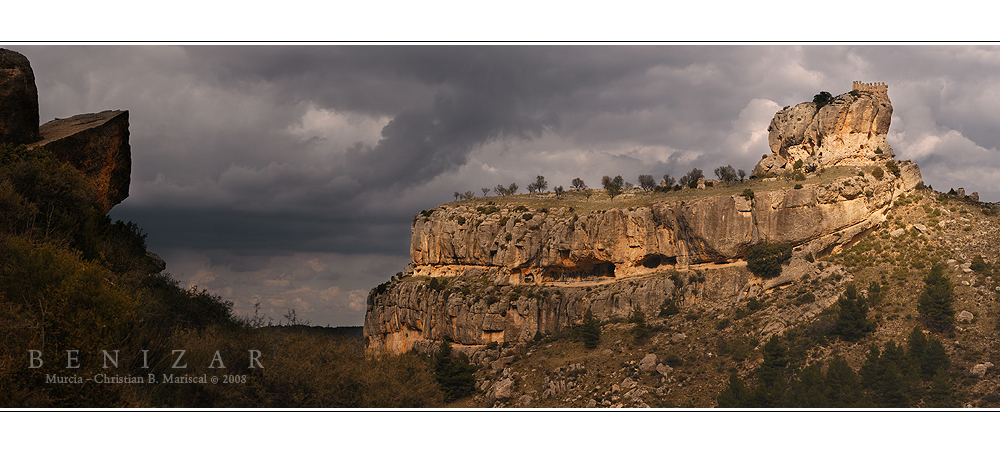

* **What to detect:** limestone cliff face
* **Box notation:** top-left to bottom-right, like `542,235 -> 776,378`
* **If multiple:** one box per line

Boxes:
753,82 -> 894,177
365,264 -> 752,355
30,111 -> 132,214
408,164 -> 919,283
366,161 -> 921,354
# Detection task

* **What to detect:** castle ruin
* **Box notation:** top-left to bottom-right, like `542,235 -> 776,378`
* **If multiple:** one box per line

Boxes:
852,81 -> 888,94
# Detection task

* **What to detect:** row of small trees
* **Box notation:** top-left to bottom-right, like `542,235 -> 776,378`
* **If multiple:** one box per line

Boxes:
456,166 -> 748,201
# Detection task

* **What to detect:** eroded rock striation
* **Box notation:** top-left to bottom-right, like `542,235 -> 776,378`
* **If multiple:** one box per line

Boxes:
365,82 -> 922,355
1,48 -> 131,214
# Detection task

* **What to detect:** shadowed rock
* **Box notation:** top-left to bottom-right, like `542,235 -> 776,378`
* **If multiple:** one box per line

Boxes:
0,48 -> 39,144
30,110 -> 131,214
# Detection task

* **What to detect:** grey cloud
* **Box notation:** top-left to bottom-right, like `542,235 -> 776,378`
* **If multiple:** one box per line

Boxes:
11,44 -> 1000,325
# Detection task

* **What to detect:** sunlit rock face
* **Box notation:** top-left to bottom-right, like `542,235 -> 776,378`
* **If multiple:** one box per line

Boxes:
754,82 -> 894,177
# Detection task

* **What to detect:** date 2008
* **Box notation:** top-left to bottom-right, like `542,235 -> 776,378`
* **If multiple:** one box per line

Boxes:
223,375 -> 247,384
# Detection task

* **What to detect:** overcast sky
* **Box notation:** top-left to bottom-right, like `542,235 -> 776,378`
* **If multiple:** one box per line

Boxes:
8,45 -> 1000,327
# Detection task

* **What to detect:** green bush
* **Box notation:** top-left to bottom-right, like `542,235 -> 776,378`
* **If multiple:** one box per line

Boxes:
834,284 -> 873,342
659,297 -> 680,317
886,161 -> 900,177
917,263 -> 955,331
872,167 -> 884,180
580,308 -> 601,349
746,243 -> 792,278
795,292 -> 816,306
434,342 -> 477,402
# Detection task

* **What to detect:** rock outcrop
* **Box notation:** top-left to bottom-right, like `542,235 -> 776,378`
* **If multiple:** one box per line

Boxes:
1,48 -> 131,214
753,82 -> 894,177
366,82 -> 923,355
30,111 -> 132,213
407,162 -> 919,284
0,48 -> 39,144
365,262 -> 752,355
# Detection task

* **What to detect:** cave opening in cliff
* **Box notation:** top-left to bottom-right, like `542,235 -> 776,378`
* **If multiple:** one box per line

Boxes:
641,254 -> 676,269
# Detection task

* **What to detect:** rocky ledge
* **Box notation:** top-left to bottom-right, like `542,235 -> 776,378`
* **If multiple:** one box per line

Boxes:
1,48 -> 130,214
30,110 -> 132,214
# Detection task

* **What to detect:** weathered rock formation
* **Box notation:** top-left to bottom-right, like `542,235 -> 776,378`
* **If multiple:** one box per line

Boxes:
366,82 -> 923,355
753,82 -> 894,177
366,264 -> 752,355
408,165 -> 919,284
1,48 -> 131,214
0,48 -> 39,144
30,111 -> 132,213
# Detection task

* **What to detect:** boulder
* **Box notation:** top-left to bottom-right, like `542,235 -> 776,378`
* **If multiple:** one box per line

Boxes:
656,363 -> 674,377
145,252 -> 167,274
30,110 -> 131,214
971,362 -> 993,377
638,353 -> 658,372
492,377 -> 514,400
957,311 -> 974,323
0,48 -> 39,144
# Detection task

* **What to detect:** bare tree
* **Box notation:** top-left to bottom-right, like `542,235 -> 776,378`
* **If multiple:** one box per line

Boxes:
482,187 -> 491,197
461,190 -> 476,200
638,174 -> 656,192
554,186 -> 564,197
571,178 -> 586,191
453,191 -> 461,201
737,169 -> 746,181
662,174 -> 676,188
494,184 -> 506,197
507,182 -> 518,196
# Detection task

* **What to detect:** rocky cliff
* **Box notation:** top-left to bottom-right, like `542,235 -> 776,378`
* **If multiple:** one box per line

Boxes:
366,82 -> 922,355
753,82 -> 894,177
0,48 -> 131,214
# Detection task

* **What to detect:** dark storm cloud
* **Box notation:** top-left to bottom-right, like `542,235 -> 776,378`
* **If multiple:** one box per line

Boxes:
10,44 -> 1000,326
18,45 -> 1000,254
113,205 -> 410,256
